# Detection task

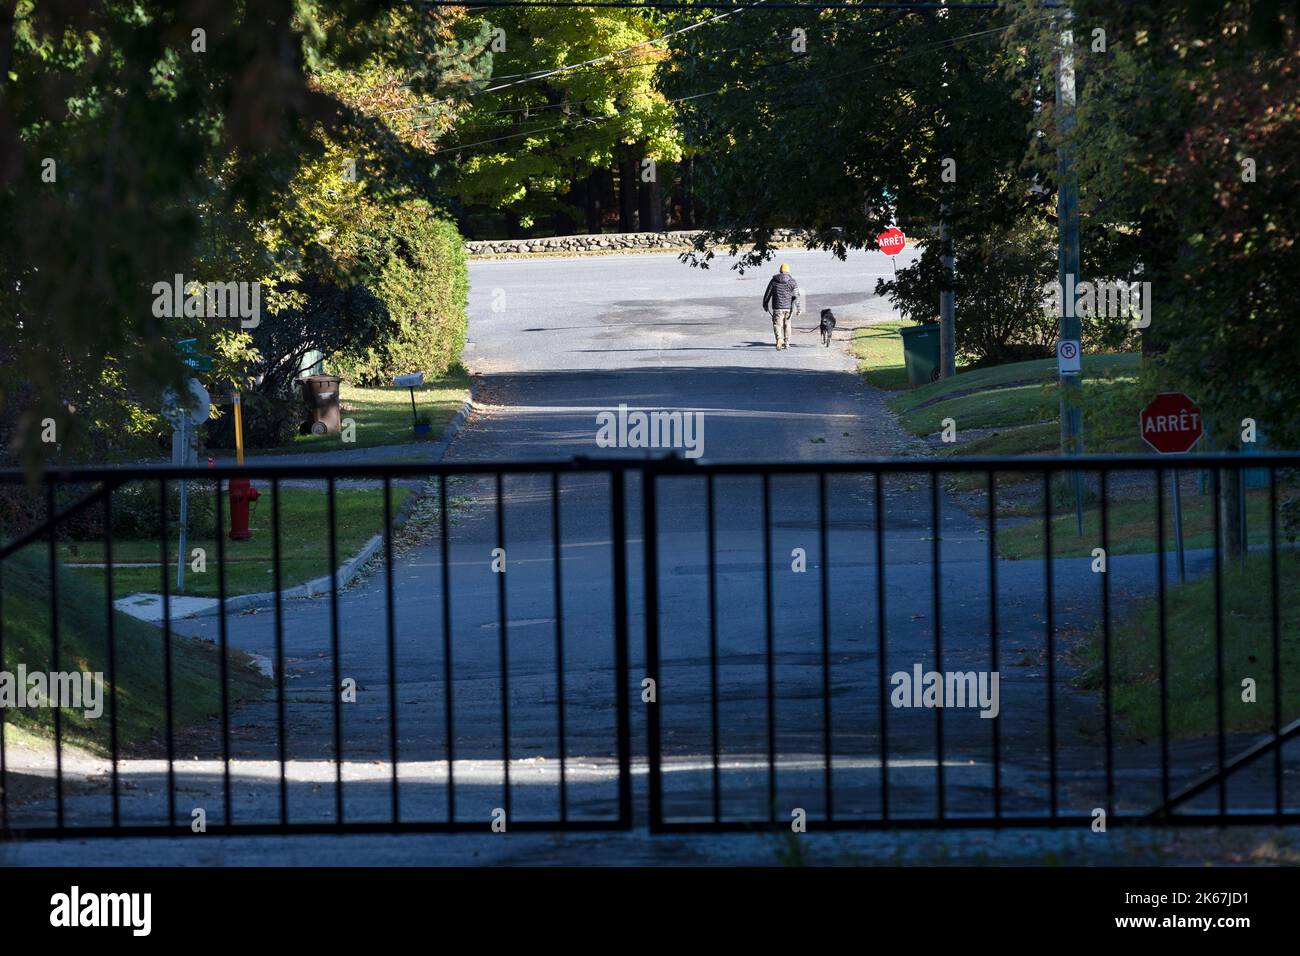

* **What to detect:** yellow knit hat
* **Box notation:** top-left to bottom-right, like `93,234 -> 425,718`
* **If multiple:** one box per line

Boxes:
779,263 -> 789,273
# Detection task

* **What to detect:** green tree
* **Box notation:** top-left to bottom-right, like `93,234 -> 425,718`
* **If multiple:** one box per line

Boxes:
439,5 -> 683,234
0,0 -> 486,464
1002,0 -> 1299,449
663,8 -> 1042,270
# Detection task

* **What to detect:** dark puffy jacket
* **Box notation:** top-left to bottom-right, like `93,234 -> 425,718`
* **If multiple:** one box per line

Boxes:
763,273 -> 800,312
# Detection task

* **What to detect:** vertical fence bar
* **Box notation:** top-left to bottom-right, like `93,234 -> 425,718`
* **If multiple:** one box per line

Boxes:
550,471 -> 567,823
0,549 -> 6,830
103,492 -> 120,828
818,472 -> 833,823
641,470 -> 663,830
761,473 -> 776,824
327,478 -> 343,826
383,476 -> 400,825
1156,466 -> 1170,810
1212,468 -> 1226,816
157,479 -> 175,827
874,471 -> 889,821
930,472 -> 944,821
1043,471 -> 1058,818
610,468 -> 632,827
986,471 -> 1000,820
438,474 -> 456,824
1100,470 -> 1114,816
271,478 -> 287,827
213,479 -> 232,828
0,553 -> 5,831
1269,466 -> 1282,819
705,472 -> 721,824
494,472 -> 510,822
47,483 -> 64,827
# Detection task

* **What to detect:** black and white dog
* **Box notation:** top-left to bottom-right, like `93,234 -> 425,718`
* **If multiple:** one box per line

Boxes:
819,308 -> 837,346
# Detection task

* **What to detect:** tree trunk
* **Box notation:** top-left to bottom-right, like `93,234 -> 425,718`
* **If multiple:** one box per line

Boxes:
617,151 -> 638,232
584,171 -> 603,234
637,144 -> 661,232
681,156 -> 695,229
505,208 -> 525,240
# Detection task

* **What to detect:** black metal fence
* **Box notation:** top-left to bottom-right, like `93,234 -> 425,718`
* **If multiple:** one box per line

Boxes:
0,453 -> 1296,838
640,455 -> 1299,832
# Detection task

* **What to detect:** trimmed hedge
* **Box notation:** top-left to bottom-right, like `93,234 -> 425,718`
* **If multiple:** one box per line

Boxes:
332,203 -> 469,386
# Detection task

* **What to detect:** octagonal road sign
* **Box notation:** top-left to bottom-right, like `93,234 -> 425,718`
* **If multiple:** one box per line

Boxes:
1139,392 -> 1203,454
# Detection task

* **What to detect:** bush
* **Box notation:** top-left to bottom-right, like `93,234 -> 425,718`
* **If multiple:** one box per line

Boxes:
71,481 -> 220,542
206,391 -> 305,450
0,480 -> 220,544
331,202 -> 469,385
876,213 -> 1133,366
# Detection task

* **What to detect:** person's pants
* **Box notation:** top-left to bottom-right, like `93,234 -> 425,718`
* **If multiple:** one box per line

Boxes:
771,309 -> 792,347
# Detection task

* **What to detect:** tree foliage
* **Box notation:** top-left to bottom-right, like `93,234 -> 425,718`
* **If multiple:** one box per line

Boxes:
0,0 -> 486,464
330,201 -> 469,386
439,6 -> 683,229
663,8 -> 1042,270
1002,0 -> 1300,447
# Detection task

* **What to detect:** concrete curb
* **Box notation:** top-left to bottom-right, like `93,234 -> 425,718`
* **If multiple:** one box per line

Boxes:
158,382 -> 477,622
428,381 -> 476,464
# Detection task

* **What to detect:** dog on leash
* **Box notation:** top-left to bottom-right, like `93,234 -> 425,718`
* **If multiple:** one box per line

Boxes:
819,308 -> 837,346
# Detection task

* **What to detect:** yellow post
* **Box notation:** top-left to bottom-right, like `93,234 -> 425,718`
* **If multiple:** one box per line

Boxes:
233,390 -> 245,466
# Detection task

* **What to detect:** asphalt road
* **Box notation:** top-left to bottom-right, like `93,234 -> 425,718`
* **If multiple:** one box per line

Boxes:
6,247 -> 1270,843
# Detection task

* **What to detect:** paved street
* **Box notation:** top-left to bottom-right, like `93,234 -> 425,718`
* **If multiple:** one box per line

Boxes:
3,248 -> 1271,847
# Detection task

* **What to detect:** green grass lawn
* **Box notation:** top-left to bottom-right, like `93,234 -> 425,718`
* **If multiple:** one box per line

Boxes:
282,364 -> 470,454
1,548 -> 268,752
1071,550 -> 1300,740
890,352 -> 1142,441
995,487 -> 1286,560
61,486 -> 410,598
851,321 -> 932,390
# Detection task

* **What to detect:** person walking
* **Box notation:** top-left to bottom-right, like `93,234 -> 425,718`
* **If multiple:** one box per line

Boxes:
762,262 -> 802,350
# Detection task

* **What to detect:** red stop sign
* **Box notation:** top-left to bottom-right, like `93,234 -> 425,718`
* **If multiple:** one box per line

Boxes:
877,227 -> 906,256
1140,393 -> 1204,454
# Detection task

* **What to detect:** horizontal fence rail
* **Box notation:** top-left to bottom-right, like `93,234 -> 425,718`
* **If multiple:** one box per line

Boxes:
0,453 -> 1296,838
0,459 -> 633,837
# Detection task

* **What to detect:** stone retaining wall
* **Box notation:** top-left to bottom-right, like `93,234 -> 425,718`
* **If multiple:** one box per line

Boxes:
465,229 -> 810,257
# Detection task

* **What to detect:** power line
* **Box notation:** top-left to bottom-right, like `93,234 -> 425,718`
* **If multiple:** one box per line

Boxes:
388,0 -> 948,132
430,2 -> 1005,9
385,0 -> 1027,123
436,12 -> 1033,156
411,23 -> 812,127
383,0 -> 770,116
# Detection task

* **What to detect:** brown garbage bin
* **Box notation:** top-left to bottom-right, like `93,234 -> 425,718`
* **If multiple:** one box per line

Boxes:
302,374 -> 342,435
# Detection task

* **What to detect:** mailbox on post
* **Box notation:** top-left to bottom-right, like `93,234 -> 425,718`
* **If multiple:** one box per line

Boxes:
394,372 -> 429,435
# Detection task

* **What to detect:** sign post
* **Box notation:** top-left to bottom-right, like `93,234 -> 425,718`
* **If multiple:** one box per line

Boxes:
1140,392 -> 1205,583
1055,338 -> 1084,534
162,377 -> 211,593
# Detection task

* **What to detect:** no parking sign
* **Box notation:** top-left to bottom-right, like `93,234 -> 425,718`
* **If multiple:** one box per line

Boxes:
1056,339 -> 1081,375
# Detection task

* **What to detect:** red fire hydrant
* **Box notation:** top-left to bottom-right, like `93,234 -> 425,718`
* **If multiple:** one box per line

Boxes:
228,478 -> 260,540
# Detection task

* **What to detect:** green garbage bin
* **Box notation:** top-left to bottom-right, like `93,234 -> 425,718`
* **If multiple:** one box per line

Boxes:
898,323 -> 942,386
